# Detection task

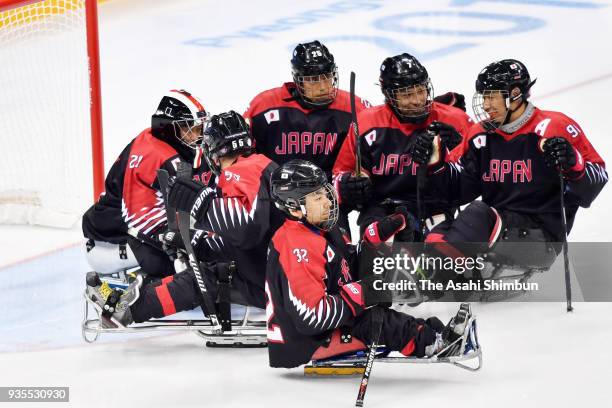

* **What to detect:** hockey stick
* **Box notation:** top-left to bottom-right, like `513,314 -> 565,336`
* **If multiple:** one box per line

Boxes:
355,307 -> 384,407
558,174 -> 573,312
157,167 -> 185,262
416,164 -> 427,240
157,168 -> 178,231
174,162 -> 222,330
350,71 -> 362,176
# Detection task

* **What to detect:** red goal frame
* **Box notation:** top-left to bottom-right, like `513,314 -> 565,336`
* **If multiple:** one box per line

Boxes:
0,0 -> 105,202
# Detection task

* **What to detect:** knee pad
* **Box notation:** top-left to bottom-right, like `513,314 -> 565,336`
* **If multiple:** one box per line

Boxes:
451,201 -> 502,245
85,240 -> 139,274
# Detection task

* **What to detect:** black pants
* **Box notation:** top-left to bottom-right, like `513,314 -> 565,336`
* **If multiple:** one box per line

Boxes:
127,237 -> 174,278
425,201 -> 556,269
130,262 -> 256,323
351,308 -> 444,357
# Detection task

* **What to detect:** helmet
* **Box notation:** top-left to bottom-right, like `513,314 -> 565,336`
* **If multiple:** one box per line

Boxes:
151,89 -> 208,149
270,160 -> 339,231
201,110 -> 253,176
379,53 -> 433,123
291,40 -> 338,108
472,59 -> 536,130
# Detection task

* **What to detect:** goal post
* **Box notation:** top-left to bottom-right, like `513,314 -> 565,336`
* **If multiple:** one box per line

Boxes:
0,0 -> 104,228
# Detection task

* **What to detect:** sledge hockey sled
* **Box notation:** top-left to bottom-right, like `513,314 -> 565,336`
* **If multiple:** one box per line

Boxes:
81,270 -> 267,348
304,313 -> 482,375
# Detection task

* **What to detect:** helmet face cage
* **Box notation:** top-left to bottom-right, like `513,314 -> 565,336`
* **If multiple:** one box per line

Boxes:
298,183 -> 339,231
172,111 -> 208,148
292,66 -> 339,106
274,183 -> 338,231
472,89 -> 510,131
472,59 -> 534,130
270,160 -> 338,230
383,79 -> 434,122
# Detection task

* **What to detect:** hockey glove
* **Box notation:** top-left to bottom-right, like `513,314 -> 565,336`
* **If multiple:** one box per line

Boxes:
158,230 -> 184,261
168,178 -> 215,220
363,207 -> 410,245
540,137 -> 584,178
433,91 -> 466,112
340,276 -> 392,317
428,121 -> 463,152
334,172 -> 373,208
410,129 -> 442,169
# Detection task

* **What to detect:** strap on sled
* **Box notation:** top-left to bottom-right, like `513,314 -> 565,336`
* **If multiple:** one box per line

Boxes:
216,261 -> 236,332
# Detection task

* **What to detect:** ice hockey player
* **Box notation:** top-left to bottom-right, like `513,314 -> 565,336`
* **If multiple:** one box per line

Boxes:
86,111 -> 283,327
264,159 -> 474,368
423,59 -> 607,261
82,90 -> 210,278
244,40 -> 368,182
332,53 -> 473,238
243,40 -> 371,234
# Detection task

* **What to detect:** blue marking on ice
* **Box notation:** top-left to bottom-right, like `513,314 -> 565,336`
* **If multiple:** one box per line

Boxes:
450,0 -> 605,9
373,11 -> 545,37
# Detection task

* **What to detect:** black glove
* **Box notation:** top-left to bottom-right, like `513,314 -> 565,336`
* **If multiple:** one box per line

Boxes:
541,137 -> 580,174
336,173 -> 372,207
158,230 -> 184,260
168,178 -> 215,219
363,207 -> 410,244
434,91 -> 466,112
340,275 -> 392,317
410,129 -> 436,165
429,121 -> 463,152
361,271 -> 393,309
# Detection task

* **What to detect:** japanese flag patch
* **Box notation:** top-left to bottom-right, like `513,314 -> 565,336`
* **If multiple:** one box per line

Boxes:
264,109 -> 280,124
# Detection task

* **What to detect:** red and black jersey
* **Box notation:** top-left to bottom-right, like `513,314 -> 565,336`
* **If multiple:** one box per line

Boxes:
265,220 -> 357,368
192,153 -> 284,308
82,128 -> 211,244
439,105 -> 607,241
244,82 -> 369,179
333,102 -> 473,224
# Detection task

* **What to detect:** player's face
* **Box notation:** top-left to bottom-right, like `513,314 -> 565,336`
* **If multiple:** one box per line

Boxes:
482,91 -> 507,124
393,84 -> 428,115
177,121 -> 203,147
301,72 -> 335,103
304,187 -> 332,226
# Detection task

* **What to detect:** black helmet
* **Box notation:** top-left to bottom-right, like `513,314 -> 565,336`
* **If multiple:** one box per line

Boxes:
201,110 -> 253,176
151,89 -> 208,149
291,40 -> 338,108
473,59 -> 536,130
379,53 -> 433,123
270,160 -> 339,230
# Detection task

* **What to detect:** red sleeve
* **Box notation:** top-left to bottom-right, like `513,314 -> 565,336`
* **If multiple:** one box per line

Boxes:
332,121 -> 357,175
122,130 -> 179,236
539,112 -> 605,167
538,112 -> 607,206
331,92 -> 373,177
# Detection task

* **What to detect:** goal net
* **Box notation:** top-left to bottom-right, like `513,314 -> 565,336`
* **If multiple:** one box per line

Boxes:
0,0 -> 103,228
